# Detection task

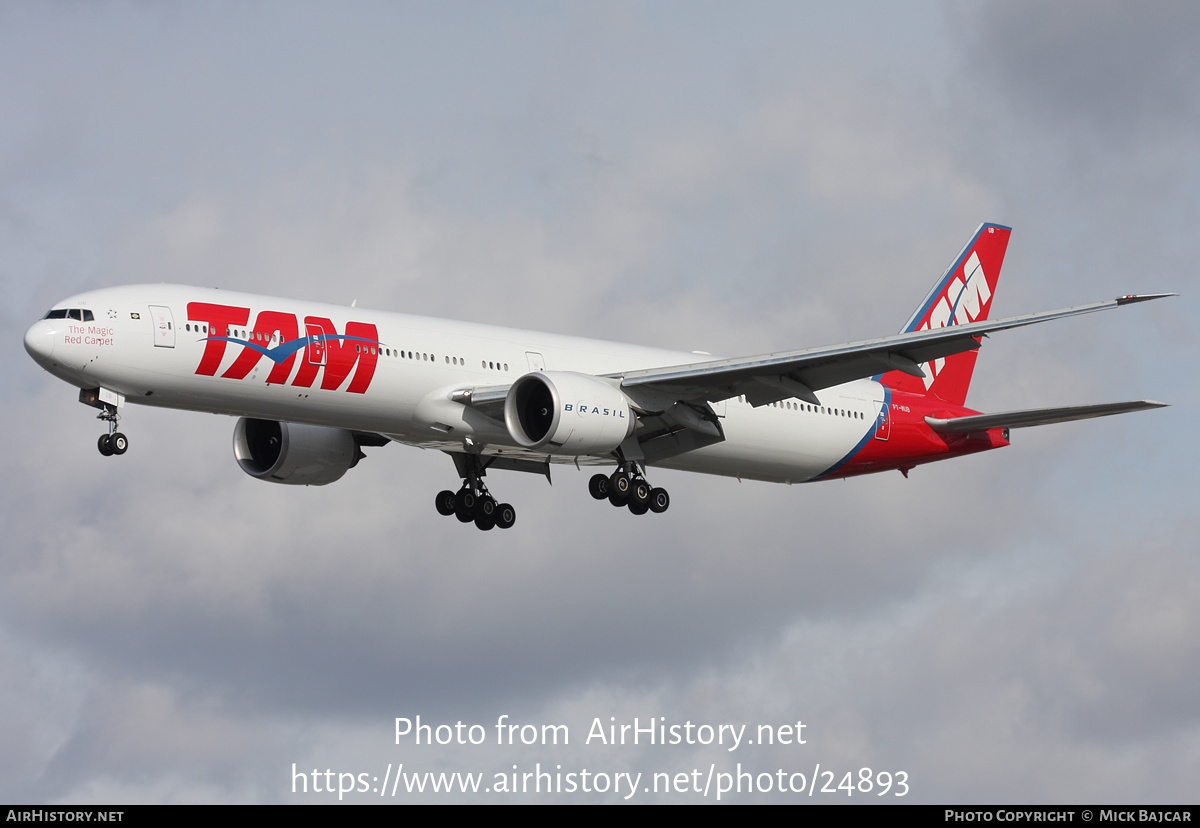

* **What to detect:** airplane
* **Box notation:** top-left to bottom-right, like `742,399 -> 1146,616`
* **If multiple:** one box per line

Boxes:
23,223 -> 1170,530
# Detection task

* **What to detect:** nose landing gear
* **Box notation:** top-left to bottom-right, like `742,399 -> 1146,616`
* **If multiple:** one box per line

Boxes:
95,404 -> 128,457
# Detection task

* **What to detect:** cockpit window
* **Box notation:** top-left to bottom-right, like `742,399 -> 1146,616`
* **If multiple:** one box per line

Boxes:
43,308 -> 94,321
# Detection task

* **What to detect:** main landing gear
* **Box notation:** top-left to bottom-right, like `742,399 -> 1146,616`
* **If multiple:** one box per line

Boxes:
435,455 -> 516,531
95,404 -> 129,457
589,465 -> 669,516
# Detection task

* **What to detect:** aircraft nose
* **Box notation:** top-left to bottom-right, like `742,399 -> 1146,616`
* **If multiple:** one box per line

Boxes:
24,320 -> 57,368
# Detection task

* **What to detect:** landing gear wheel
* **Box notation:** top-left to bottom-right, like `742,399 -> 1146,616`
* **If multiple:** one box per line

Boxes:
648,487 -> 670,514
494,503 -> 516,530
630,480 -> 651,507
435,490 -> 458,516
628,500 -> 649,515
475,514 -> 495,531
480,497 -> 497,519
608,471 -> 631,506
97,434 -> 114,457
109,432 -> 128,455
454,494 -> 476,523
457,489 -> 479,515
610,471 -> 632,499
588,473 -> 610,500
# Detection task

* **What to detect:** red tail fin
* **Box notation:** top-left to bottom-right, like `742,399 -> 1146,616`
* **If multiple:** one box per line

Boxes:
881,223 -> 1011,406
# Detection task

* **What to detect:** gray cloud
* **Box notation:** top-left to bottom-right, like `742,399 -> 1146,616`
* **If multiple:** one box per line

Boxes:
966,0 -> 1200,145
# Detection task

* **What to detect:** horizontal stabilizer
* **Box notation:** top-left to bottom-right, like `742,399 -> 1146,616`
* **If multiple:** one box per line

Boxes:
925,400 -> 1168,434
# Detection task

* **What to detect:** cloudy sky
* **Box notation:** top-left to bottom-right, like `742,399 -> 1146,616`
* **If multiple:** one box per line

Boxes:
3,1 -> 1197,803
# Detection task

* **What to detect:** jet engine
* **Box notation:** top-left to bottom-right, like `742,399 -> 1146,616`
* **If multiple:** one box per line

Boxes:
504,371 -> 636,455
233,418 -> 362,485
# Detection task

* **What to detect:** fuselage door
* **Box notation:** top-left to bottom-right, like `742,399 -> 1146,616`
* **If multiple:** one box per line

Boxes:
149,305 -> 175,348
873,397 -> 891,441
306,324 -> 328,366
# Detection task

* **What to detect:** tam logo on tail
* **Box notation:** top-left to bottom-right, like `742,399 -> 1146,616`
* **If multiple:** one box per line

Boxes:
915,249 -> 993,389
883,223 -> 1011,406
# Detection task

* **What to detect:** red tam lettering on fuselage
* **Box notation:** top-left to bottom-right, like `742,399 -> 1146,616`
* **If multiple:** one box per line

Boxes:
289,317 -> 379,393
221,309 -> 301,384
316,317 -> 378,393
188,302 -> 250,376
186,303 -> 379,393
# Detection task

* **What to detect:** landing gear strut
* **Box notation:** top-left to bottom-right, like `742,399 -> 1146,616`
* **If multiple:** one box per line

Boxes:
95,404 -> 128,457
589,463 -> 669,516
435,454 -> 516,531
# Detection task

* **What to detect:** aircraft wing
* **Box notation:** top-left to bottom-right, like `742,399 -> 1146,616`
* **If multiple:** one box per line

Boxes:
925,400 -> 1168,434
450,294 -> 1171,462
615,294 -> 1172,407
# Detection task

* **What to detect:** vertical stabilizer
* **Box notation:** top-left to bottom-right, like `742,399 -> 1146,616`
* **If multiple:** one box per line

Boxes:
881,223 -> 1011,406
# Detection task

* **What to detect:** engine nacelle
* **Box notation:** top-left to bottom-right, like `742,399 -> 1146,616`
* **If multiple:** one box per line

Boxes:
233,418 -> 360,486
504,371 -> 636,455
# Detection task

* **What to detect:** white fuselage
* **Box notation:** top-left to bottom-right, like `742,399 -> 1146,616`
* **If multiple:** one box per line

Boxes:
25,284 -> 884,484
